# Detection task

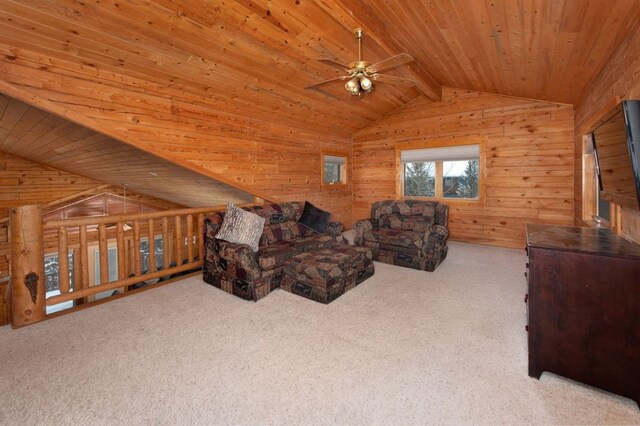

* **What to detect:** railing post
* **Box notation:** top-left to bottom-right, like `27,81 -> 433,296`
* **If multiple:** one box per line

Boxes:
10,205 -> 45,327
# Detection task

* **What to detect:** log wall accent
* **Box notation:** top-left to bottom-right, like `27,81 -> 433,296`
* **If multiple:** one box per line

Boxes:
10,205 -> 45,327
574,19 -> 640,244
353,87 -> 575,248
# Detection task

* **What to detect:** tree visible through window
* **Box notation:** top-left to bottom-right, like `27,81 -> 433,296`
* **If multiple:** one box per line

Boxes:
322,154 -> 347,185
404,162 -> 435,196
400,144 -> 480,200
324,163 -> 341,184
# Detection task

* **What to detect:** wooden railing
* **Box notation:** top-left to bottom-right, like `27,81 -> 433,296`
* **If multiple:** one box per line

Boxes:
9,204 -> 234,327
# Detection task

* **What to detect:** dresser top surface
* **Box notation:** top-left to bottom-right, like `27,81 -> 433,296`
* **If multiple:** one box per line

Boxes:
526,224 -> 640,258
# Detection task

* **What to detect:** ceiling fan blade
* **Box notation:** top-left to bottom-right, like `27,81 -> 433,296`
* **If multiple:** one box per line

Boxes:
318,58 -> 351,71
366,53 -> 414,74
370,73 -> 417,87
305,75 -> 351,90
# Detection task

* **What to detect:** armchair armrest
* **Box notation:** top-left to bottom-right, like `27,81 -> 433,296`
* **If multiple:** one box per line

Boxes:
353,219 -> 375,246
428,224 -> 449,242
422,224 -> 449,257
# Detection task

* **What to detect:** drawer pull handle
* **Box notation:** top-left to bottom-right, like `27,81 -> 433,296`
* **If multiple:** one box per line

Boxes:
524,294 -> 528,303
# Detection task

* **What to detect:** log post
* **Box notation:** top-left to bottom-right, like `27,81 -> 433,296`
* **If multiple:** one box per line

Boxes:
10,205 -> 45,327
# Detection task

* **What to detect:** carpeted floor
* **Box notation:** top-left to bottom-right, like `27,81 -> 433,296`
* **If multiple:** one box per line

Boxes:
0,241 -> 638,425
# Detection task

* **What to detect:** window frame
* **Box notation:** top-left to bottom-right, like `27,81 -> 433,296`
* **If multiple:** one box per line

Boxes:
582,133 -> 616,229
321,150 -> 349,188
396,137 -> 486,205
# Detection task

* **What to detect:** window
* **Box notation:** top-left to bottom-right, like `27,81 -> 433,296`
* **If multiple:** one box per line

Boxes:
94,246 -> 119,301
584,133 -> 611,226
140,235 -> 164,273
322,153 -> 347,185
400,144 -> 481,200
44,252 -> 74,314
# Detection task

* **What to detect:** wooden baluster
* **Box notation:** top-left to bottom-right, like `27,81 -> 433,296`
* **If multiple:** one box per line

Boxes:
197,213 -> 204,261
174,216 -> 182,266
79,225 -> 89,292
72,247 -> 83,305
186,214 -> 194,263
98,224 -> 108,285
117,223 -> 126,280
58,227 -> 70,294
162,217 -> 170,270
124,238 -> 132,276
10,205 -> 45,327
148,218 -> 156,273
133,220 -> 141,276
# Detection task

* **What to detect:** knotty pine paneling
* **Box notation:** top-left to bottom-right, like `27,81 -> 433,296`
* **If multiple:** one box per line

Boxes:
0,152 -> 183,280
574,19 -> 640,244
0,95 -> 253,208
0,57 -> 353,228
0,151 -> 100,219
352,87 -> 575,249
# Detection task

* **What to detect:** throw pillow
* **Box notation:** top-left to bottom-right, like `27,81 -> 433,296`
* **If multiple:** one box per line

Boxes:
216,202 -> 265,252
298,201 -> 331,234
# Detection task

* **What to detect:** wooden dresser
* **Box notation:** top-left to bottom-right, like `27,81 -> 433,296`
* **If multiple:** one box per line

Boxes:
525,224 -> 640,408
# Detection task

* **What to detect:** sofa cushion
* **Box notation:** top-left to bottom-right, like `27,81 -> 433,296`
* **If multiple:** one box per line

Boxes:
363,228 -> 425,250
216,202 -> 265,252
247,202 -> 302,225
260,221 -> 313,246
257,234 -> 338,270
378,214 -> 434,231
298,201 -> 331,234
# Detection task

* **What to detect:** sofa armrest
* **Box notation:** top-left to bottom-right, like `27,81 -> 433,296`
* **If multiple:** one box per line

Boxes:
215,240 -> 262,282
353,219 -> 375,246
326,221 -> 343,236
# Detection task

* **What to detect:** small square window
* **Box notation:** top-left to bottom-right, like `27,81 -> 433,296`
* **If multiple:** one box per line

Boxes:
322,154 -> 347,185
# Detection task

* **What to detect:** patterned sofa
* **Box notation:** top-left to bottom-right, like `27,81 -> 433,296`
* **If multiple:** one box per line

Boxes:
354,199 -> 449,271
203,202 -> 344,301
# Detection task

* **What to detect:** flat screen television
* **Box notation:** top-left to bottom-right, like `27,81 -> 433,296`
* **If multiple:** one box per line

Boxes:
592,100 -> 640,210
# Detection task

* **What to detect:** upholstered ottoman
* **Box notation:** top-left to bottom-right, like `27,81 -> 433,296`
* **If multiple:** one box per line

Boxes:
280,244 -> 374,304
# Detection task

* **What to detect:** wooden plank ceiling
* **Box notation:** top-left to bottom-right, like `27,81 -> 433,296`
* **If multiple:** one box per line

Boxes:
0,94 -> 253,207
0,1 -> 639,203
0,0 -> 637,110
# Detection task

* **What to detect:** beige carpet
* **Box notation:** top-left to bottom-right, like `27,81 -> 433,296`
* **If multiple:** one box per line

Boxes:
0,241 -> 638,425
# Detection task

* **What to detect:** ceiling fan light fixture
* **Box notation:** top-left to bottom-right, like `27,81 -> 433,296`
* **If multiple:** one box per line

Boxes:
345,76 -> 361,95
359,75 -> 373,93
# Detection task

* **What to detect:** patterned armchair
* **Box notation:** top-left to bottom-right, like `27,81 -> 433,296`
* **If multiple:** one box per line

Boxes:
353,199 -> 449,271
203,202 -> 343,301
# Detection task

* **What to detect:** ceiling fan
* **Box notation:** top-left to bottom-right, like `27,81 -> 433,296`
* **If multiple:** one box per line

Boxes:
306,28 -> 417,96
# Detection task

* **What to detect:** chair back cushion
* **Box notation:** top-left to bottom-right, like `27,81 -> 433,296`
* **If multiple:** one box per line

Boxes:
378,214 -> 433,231
371,200 -> 445,229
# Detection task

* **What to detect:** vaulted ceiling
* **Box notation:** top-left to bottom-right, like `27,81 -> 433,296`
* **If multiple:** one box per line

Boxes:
0,1 -> 639,205
0,94 -> 252,207
1,0 -> 639,129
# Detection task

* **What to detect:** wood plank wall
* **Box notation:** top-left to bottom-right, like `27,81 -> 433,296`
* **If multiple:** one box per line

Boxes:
0,47 -> 353,227
0,151 -> 182,279
574,21 -> 640,244
0,151 -> 187,325
352,87 -> 575,248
